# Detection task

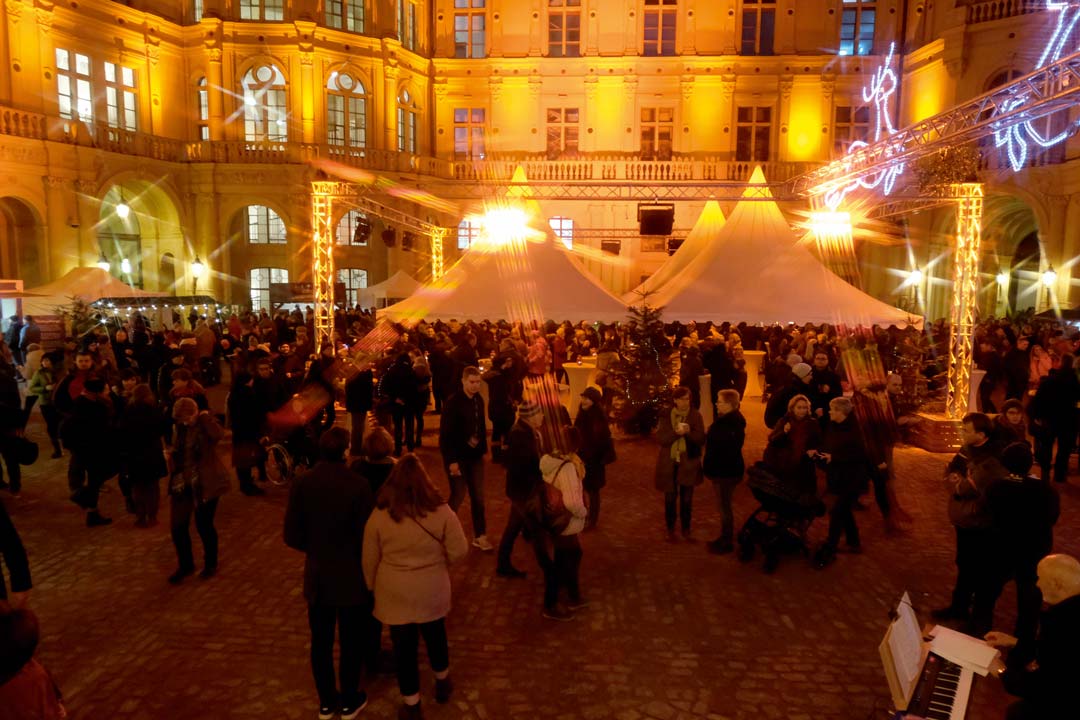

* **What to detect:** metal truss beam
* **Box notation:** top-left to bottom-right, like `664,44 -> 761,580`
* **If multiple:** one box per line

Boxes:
797,48 -> 1080,197
947,184 -> 984,420
311,184 -> 335,352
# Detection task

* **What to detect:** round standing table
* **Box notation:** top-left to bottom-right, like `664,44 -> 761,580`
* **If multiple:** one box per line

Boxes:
742,350 -> 767,399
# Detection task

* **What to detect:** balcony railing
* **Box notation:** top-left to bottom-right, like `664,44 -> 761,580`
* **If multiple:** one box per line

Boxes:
0,104 -> 819,185
965,0 -> 1043,25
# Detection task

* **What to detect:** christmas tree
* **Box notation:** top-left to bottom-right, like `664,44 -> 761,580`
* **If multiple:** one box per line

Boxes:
610,296 -> 675,434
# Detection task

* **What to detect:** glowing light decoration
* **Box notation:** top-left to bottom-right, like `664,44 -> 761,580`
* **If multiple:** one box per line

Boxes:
824,43 -> 905,210
993,1 -> 1080,172
946,183 -> 984,420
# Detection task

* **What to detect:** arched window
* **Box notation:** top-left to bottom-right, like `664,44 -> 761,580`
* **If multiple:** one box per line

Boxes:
240,0 -> 283,21
336,209 -> 370,246
337,268 -> 368,307
250,267 -> 288,312
397,89 -> 417,154
196,77 -> 209,140
327,71 -> 366,149
242,63 -> 287,142
457,218 -> 478,249
246,205 -> 287,244
549,216 -> 573,250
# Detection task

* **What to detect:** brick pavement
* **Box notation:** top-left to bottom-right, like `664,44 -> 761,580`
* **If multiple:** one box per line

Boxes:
5,398 -> 1077,720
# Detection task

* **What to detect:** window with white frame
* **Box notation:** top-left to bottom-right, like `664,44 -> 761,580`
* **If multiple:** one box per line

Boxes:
250,267 -> 288,312
196,77 -> 210,140
326,0 -> 363,32
104,61 -> 138,132
397,89 -> 417,154
337,268 -> 369,307
336,210 -> 370,246
643,0 -> 677,57
397,0 -> 417,50
548,0 -> 581,58
839,0 -> 875,56
833,105 -> 870,156
741,0 -> 775,56
240,0 -> 283,21
546,107 -> 580,158
327,71 -> 366,149
242,64 -> 288,142
246,205 -> 287,244
454,0 -> 486,58
453,108 -> 485,160
193,0 -> 203,22
641,107 -> 674,160
735,106 -> 772,162
457,218 -> 479,249
549,217 -> 573,249
55,49 -> 93,123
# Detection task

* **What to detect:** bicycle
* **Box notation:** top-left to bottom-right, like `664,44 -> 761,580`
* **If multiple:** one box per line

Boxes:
262,438 -> 294,487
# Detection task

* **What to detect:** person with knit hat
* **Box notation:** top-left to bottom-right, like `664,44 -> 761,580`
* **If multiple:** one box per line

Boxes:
654,387 -> 706,542
764,362 -> 815,430
574,386 -> 614,530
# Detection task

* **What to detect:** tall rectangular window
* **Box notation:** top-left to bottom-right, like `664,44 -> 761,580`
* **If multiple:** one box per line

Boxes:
55,49 -> 93,123
326,0 -> 363,32
193,0 -> 203,22
640,107 -> 674,160
735,106 -> 771,162
407,2 -> 417,50
250,267 -> 289,313
833,105 -> 870,155
246,206 -> 287,244
643,0 -> 677,57
104,61 -> 137,132
240,0 -> 283,21
337,268 -> 368,308
840,0 -> 875,56
548,0 -> 581,58
196,77 -> 209,140
397,108 -> 417,153
454,0 -> 486,58
741,0 -> 775,56
546,107 -> 579,158
457,219 -> 479,249
549,217 -> 574,250
453,108 -> 486,160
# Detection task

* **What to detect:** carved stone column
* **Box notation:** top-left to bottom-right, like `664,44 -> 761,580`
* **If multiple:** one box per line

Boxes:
204,29 -> 225,141
778,75 -> 793,161
682,0 -> 696,56
720,74 -> 735,156
583,76 -> 598,152
680,75 -> 694,153
821,73 -> 836,157
623,75 -> 638,154
384,64 -> 400,151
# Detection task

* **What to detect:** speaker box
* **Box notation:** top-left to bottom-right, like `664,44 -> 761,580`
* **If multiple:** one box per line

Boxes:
600,239 -> 622,255
381,228 -> 397,247
352,217 -> 371,245
638,203 -> 675,236
401,231 -> 415,251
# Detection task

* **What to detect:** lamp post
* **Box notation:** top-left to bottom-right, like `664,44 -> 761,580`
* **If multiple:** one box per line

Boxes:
191,255 -> 205,295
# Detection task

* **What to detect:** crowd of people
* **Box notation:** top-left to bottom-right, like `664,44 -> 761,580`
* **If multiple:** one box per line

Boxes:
0,307 -> 1077,719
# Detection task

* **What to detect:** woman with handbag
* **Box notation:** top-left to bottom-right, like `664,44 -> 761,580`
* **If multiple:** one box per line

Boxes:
574,387 -> 614,529
166,397 -> 230,584
654,386 -> 707,542
362,454 -> 468,720
539,427 -> 589,620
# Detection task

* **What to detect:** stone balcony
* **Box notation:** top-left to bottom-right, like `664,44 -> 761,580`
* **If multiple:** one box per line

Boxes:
963,0 -> 1043,25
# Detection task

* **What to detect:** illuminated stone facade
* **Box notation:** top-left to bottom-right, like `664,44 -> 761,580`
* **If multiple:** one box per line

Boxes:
0,0 -> 1076,317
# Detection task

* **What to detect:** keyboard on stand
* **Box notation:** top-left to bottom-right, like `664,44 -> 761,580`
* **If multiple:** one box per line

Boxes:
905,652 -> 973,720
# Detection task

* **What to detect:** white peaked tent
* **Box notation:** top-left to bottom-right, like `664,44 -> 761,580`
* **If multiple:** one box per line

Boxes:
378,233 -> 630,323
647,167 -> 920,327
358,270 -> 421,308
624,200 -> 726,301
22,267 -> 167,316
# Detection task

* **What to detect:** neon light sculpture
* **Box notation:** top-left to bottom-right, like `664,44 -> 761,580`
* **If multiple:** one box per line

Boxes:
993,1 -> 1080,172
825,43 -> 905,210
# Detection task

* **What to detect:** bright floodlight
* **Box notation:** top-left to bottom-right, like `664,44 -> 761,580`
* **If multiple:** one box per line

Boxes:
480,207 -> 530,246
908,269 -> 924,284
120,258 -> 132,274
115,202 -> 131,219
808,211 -> 852,237
96,254 -> 110,272
191,256 -> 206,278
996,271 -> 1009,286
1042,268 -> 1058,287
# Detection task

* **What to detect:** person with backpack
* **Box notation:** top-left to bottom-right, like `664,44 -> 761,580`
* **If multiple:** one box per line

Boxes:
538,426 -> 589,620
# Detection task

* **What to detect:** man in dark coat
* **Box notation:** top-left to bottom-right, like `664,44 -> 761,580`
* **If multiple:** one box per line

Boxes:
1027,353 -> 1080,483
1002,336 -> 1032,401
380,353 -> 417,456
284,427 -> 375,720
344,365 -> 374,455
987,553 -> 1080,720
574,386 -> 614,529
813,397 -> 869,569
809,350 -> 842,422
0,501 -> 30,607
703,389 -> 745,554
62,378 -> 117,527
439,366 -> 490,551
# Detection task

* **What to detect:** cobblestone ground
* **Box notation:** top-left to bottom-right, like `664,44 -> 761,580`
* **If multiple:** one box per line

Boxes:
5,398 -> 1078,720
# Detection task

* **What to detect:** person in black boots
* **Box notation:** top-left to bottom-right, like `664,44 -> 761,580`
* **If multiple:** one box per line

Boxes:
117,384 -> 169,527
27,352 -> 62,459
812,397 -> 870,569
483,352 -> 517,464
704,389 -> 745,555
285,427 -> 375,720
984,442 -> 1060,663
228,371 -> 266,497
574,387 -> 614,530
166,398 -> 230,584
344,364 -> 374,457
381,353 -> 417,457
654,386 -> 706,542
986,553 -> 1080,720
61,378 -> 117,527
495,401 -> 546,582
438,366 -> 491,551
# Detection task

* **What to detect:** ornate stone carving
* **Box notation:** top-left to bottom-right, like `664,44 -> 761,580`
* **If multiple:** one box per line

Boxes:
680,75 -> 694,101
5,0 -> 22,23
74,179 -> 97,193
299,51 -> 314,67
779,75 -> 793,100
821,73 -> 836,102
44,175 -> 70,190
35,7 -> 53,34
207,48 -> 222,63
720,74 -> 736,102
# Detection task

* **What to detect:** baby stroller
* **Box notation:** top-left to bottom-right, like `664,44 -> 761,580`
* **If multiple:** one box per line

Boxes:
737,462 -> 826,573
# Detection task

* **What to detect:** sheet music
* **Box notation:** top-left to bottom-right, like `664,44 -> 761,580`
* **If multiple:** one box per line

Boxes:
930,625 -> 998,676
888,592 -> 924,694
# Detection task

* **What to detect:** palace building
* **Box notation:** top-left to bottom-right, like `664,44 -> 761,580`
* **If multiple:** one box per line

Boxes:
1,0 -> 1077,319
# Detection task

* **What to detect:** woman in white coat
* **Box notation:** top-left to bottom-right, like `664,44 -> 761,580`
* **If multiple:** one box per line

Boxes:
538,426 -> 589,621
362,453 -> 468,720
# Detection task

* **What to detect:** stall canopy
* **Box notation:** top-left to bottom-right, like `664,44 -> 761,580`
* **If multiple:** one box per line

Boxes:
379,232 -> 630,324
358,270 -> 422,309
645,166 -> 921,328
624,200 -> 726,302
23,267 -> 168,316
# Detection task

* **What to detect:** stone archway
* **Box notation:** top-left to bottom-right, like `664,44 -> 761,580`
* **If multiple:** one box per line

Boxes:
981,194 -> 1042,314
0,197 -> 45,286
99,180 -> 184,292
